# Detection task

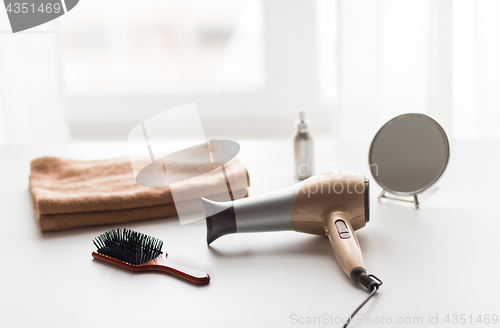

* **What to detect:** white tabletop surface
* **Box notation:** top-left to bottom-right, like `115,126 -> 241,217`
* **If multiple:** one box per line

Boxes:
1,139 -> 499,328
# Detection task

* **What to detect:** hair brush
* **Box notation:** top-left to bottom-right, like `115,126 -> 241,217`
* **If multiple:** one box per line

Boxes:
92,228 -> 210,285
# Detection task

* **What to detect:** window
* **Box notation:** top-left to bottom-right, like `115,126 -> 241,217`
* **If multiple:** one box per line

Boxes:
61,0 -> 265,89
60,0 -> 334,140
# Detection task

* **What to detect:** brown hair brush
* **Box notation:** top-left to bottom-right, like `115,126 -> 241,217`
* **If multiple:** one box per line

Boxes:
92,229 -> 210,285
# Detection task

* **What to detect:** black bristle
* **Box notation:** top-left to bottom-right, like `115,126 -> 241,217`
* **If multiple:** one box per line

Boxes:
93,229 -> 163,265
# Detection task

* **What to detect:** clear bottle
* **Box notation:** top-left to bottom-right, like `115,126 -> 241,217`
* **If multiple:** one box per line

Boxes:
294,108 -> 314,180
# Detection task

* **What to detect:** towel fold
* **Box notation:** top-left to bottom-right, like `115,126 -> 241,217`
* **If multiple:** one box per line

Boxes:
29,156 -> 249,231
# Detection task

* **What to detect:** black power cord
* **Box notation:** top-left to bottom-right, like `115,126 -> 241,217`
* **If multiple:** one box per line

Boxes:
343,274 -> 383,328
343,285 -> 379,328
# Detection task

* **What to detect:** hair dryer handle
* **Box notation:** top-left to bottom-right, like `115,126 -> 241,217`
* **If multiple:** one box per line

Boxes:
326,213 -> 365,279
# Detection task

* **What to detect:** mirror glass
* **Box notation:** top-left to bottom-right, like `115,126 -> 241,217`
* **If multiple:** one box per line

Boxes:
369,114 -> 449,194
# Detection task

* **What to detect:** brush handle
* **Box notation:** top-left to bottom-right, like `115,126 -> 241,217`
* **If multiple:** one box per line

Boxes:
143,256 -> 210,285
92,252 -> 210,285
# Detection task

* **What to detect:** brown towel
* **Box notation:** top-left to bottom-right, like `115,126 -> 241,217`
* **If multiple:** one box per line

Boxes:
29,157 -> 249,231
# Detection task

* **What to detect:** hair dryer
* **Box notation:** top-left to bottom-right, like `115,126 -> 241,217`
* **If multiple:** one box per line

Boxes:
202,172 -> 381,291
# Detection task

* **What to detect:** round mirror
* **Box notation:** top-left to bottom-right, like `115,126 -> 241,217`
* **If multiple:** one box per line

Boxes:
369,113 -> 449,207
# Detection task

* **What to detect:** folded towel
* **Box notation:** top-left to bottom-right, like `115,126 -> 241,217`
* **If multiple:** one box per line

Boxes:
29,157 -> 249,231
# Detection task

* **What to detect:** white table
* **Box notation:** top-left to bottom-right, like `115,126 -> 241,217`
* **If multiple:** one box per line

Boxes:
1,140 -> 499,328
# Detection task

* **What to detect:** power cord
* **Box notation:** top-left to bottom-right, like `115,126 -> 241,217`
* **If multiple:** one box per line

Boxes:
343,274 -> 383,328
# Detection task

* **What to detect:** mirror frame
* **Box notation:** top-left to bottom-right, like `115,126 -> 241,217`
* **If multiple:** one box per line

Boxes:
368,113 -> 450,208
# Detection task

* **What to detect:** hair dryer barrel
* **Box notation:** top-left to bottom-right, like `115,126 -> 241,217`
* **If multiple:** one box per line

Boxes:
203,183 -> 302,244
204,174 -> 370,244
203,173 -> 381,291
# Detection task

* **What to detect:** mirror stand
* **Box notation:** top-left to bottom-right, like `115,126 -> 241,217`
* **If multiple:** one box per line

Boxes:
377,190 -> 419,209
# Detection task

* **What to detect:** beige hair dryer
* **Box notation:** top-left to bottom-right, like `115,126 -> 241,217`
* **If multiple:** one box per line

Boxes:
202,172 -> 382,291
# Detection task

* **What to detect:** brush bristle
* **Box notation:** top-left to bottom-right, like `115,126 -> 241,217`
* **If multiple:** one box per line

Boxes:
93,229 -> 163,265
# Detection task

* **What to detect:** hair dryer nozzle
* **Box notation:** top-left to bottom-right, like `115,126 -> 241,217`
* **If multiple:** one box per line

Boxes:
202,198 -> 237,245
